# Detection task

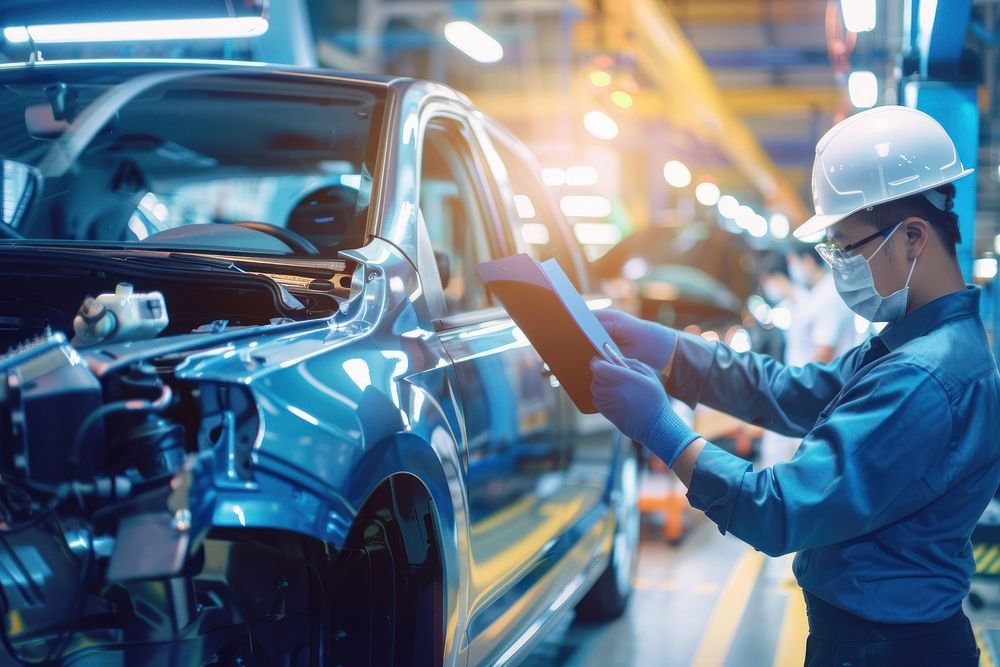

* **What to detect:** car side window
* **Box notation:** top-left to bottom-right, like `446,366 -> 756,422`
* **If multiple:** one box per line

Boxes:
419,118 -> 495,315
485,130 -> 586,292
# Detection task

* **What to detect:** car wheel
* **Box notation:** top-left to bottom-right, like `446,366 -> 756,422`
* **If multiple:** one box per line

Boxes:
328,478 -> 443,665
575,443 -> 640,622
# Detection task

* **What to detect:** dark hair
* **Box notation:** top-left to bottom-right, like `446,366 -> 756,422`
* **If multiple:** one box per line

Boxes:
757,249 -> 788,277
855,183 -> 959,256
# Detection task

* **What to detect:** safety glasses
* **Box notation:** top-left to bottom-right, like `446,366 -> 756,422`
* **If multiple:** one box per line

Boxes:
815,221 -> 903,272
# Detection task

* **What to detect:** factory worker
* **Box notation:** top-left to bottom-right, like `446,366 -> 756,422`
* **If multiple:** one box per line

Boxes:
592,106 -> 1000,666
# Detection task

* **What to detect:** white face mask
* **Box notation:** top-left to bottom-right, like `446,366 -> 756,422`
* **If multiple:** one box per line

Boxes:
829,222 -> 918,324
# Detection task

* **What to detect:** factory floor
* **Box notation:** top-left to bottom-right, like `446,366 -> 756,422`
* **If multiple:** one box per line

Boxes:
524,472 -> 1000,667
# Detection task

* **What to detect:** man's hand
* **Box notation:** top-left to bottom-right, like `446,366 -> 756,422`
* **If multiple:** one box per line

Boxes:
595,309 -> 678,372
590,357 -> 700,467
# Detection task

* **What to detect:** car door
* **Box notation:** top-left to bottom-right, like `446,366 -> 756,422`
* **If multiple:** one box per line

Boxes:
477,122 -> 617,514
415,107 -> 580,663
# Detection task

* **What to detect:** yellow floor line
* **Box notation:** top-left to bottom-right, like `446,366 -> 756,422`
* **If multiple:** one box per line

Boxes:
689,548 -> 766,667
772,580 -> 808,667
976,624 -> 996,667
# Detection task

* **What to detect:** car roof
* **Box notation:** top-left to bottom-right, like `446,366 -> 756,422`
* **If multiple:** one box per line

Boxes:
0,57 -> 394,82
0,58 -> 473,103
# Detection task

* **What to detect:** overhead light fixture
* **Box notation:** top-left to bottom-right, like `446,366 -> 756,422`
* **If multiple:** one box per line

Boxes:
840,0 -> 876,33
748,214 -> 769,238
513,194 -> 536,219
560,195 -> 612,218
521,223 -> 550,245
541,168 -> 567,187
573,222 -> 622,245
662,160 -> 691,188
769,213 -> 790,239
565,166 -> 599,186
583,111 -> 618,140
717,195 -> 739,219
974,257 -> 998,280
735,205 -> 756,229
589,71 -> 612,87
695,182 -> 721,206
444,21 -> 503,63
3,17 -> 269,44
848,71 -> 878,108
610,91 -> 633,108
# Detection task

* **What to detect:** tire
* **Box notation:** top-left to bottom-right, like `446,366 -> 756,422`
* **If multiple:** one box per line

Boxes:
328,479 -> 443,666
575,444 -> 640,622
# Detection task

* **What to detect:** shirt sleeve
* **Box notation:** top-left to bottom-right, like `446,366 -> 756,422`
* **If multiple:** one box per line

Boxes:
665,331 -> 862,437
685,360 -> 953,557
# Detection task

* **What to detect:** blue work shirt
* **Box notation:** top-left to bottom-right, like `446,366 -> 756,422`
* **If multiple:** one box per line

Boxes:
666,286 -> 1000,622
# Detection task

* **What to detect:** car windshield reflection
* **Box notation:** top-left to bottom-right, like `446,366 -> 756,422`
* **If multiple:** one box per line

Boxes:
0,68 -> 386,255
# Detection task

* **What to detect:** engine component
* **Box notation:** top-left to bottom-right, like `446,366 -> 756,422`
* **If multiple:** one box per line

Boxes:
109,415 -> 186,480
72,282 -> 169,346
0,332 -> 103,484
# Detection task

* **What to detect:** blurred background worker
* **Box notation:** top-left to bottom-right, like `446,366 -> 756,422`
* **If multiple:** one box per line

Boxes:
757,242 -> 863,467
759,243 -> 861,366
783,243 -> 862,364
590,106 -> 1000,666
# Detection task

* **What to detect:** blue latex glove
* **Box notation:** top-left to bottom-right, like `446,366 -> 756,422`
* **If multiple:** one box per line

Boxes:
595,309 -> 678,371
590,357 -> 700,467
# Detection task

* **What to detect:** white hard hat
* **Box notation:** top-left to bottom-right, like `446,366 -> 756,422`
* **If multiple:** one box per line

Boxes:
793,105 -> 973,239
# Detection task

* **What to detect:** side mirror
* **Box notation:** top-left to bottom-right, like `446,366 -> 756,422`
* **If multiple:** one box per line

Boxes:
435,250 -> 451,290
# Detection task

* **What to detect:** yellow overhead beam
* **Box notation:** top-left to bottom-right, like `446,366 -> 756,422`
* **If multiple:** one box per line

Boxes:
628,0 -> 809,221
662,0 -> 826,24
567,0 -> 811,219
471,86 -> 841,120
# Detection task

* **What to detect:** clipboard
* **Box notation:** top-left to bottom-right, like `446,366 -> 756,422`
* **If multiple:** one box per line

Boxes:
476,253 -> 625,414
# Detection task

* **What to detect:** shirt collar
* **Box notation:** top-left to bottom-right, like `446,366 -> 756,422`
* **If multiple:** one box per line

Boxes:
878,285 -> 981,352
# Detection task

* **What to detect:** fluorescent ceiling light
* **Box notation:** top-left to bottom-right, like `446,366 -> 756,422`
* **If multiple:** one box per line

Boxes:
443,21 -> 503,63
541,168 -> 566,186
560,195 -> 612,218
735,205 -> 756,229
848,71 -> 878,108
513,194 -> 536,219
771,306 -> 792,330
695,182 -> 721,206
748,214 -> 768,238
520,223 -> 550,245
589,71 -> 612,87
717,195 -> 739,219
769,213 -> 790,239
565,166 -> 598,186
610,91 -> 633,108
573,222 -> 621,246
974,257 -> 998,280
662,160 -> 691,188
840,0 -> 876,33
3,17 -> 269,44
583,111 -> 618,140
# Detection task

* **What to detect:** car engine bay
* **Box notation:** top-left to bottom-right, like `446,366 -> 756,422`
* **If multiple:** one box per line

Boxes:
0,247 -> 361,663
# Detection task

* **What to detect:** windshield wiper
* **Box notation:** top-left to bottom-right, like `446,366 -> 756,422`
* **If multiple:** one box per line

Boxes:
165,252 -> 245,272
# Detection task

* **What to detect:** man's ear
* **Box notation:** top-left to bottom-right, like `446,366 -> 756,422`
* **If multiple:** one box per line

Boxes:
904,217 -> 930,259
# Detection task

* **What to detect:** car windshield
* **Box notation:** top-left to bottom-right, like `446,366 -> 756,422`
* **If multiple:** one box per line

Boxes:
0,66 -> 385,256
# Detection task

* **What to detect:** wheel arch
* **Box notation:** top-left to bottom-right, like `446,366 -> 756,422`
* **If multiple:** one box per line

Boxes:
338,430 -> 469,665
